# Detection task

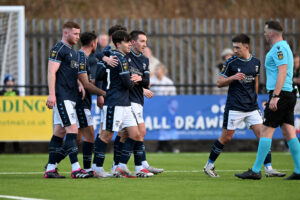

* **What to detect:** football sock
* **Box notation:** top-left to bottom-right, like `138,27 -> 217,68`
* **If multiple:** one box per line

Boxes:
46,164 -> 56,172
115,142 -> 124,165
208,140 -> 224,164
82,141 -> 93,169
93,137 -> 107,167
65,133 -> 79,164
287,137 -> 300,174
119,137 -> 136,165
113,135 -> 121,164
141,143 -> 147,162
252,138 -> 272,173
142,160 -> 150,168
264,150 -> 272,167
48,135 -> 63,165
71,162 -> 80,171
134,141 -> 144,167
135,165 -> 143,171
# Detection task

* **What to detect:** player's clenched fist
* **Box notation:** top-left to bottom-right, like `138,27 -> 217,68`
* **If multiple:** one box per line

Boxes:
232,72 -> 245,81
46,94 -> 56,109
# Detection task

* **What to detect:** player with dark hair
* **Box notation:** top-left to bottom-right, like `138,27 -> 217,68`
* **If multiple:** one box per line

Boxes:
76,31 -> 106,175
203,33 -> 285,178
44,21 -> 91,178
111,30 -> 163,175
236,20 -> 300,180
93,30 -> 151,178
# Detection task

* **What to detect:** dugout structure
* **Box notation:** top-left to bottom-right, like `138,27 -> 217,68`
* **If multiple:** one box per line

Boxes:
0,6 -> 25,96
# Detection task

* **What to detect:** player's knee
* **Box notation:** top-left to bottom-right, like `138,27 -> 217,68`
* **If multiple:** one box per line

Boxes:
100,131 -> 113,143
139,128 -> 146,138
120,134 -> 128,143
219,135 -> 232,144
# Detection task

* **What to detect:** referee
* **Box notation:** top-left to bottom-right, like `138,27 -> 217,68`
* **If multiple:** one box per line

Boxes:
236,20 -> 300,180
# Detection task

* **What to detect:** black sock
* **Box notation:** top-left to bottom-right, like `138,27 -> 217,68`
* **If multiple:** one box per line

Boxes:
113,136 -> 121,164
48,135 -> 63,165
208,140 -> 224,163
141,143 -> 146,162
64,134 -> 79,164
134,141 -> 144,166
119,138 -> 136,164
93,137 -> 107,167
82,141 -> 94,169
264,150 -> 272,165
115,142 -> 124,165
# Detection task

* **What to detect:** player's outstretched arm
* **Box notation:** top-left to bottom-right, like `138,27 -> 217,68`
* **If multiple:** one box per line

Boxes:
46,61 -> 60,109
78,73 -> 106,96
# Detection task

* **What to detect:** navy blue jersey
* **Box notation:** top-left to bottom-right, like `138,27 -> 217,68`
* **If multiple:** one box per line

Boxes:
97,50 -> 135,106
126,49 -> 150,106
96,44 -> 114,62
77,49 -> 93,109
220,55 -> 260,112
49,41 -> 79,102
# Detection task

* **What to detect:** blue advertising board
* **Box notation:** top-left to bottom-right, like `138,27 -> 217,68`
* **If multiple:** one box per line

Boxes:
90,95 -> 300,140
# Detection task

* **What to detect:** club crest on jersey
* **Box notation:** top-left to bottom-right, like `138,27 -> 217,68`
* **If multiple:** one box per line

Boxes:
143,63 -> 146,70
51,50 -> 56,58
277,51 -> 283,60
128,58 -> 131,62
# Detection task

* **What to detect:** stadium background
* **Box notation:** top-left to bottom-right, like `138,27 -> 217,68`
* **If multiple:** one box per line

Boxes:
1,0 -> 300,153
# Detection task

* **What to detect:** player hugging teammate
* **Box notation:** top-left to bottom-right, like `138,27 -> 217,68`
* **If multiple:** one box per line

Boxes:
44,22 -> 163,179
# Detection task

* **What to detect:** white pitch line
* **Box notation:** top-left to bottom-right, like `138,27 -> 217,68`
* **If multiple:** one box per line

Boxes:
0,169 -> 292,175
0,195 -> 47,200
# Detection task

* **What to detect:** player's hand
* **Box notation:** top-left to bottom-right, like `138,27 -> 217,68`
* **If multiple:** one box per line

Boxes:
106,56 -> 118,67
143,89 -> 154,98
97,95 -> 104,109
232,73 -> 246,81
78,84 -> 85,100
46,94 -> 56,109
269,97 -> 279,111
131,74 -> 142,83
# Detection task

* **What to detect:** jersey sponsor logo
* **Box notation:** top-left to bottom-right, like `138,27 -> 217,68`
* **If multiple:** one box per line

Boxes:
277,51 -> 283,60
50,50 -> 57,58
71,60 -> 79,69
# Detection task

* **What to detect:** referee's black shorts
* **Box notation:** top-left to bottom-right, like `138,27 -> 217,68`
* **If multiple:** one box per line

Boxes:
263,91 -> 297,128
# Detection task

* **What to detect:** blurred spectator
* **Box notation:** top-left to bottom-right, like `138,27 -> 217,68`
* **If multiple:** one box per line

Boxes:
293,54 -> 300,88
150,64 -> 178,153
0,74 -> 21,153
97,33 -> 109,52
144,47 -> 161,77
0,74 -> 19,96
150,63 -> 176,96
217,48 -> 234,71
88,33 -> 109,81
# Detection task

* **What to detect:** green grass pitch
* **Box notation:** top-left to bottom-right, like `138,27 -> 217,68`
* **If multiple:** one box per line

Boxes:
0,152 -> 298,200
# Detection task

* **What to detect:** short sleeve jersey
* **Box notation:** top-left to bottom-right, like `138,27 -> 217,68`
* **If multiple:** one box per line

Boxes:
125,49 -> 150,106
101,50 -> 131,106
77,49 -> 93,109
48,41 -> 79,102
265,40 -> 294,92
220,55 -> 260,112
